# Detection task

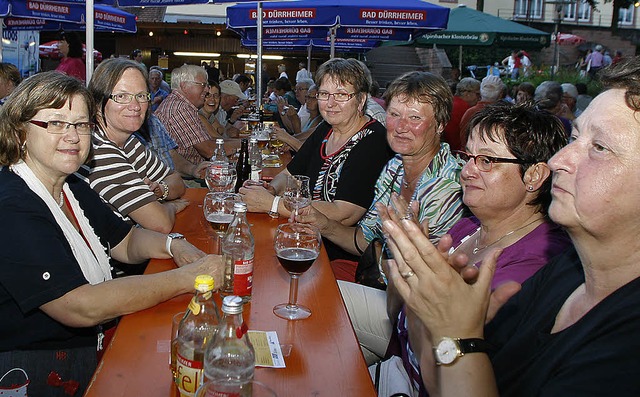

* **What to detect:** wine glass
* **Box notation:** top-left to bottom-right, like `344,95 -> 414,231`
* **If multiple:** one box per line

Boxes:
203,192 -> 242,237
273,223 -> 321,320
205,164 -> 237,193
283,175 -> 311,218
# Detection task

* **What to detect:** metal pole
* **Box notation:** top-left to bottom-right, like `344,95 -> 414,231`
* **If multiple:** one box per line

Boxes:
86,0 -> 94,85
256,1 -> 263,109
0,18 -> 4,62
330,25 -> 337,59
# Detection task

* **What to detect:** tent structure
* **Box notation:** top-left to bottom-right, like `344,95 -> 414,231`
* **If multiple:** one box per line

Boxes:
385,4 -> 550,70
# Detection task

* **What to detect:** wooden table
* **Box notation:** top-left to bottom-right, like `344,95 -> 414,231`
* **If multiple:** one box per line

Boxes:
84,188 -> 376,397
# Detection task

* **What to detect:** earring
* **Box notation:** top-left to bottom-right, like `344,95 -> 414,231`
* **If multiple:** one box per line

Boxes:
527,185 -> 534,191
21,141 -> 26,153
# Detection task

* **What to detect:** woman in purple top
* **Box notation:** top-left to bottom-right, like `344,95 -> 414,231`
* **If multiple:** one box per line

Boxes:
380,103 -> 571,396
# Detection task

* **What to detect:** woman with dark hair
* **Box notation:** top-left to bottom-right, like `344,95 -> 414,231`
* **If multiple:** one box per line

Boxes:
514,81 -> 535,105
0,71 -> 222,396
55,31 -> 85,82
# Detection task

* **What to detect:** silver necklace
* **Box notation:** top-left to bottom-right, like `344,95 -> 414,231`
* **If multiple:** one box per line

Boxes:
473,217 -> 543,254
57,191 -> 64,208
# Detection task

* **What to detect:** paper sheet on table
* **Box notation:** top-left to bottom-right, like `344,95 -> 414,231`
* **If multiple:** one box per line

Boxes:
247,331 -> 286,368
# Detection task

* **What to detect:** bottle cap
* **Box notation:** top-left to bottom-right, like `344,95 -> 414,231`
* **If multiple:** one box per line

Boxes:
216,138 -> 224,144
194,274 -> 215,292
233,202 -> 248,213
221,295 -> 244,314
249,137 -> 258,143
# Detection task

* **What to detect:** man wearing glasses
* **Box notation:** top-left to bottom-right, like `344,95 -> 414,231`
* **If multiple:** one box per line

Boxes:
215,80 -> 247,138
156,65 -> 222,167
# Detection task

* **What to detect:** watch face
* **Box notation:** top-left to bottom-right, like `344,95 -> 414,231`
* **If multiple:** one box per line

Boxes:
436,338 -> 460,365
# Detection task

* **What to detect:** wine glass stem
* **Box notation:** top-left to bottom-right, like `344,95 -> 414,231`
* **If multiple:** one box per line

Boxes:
287,274 -> 300,308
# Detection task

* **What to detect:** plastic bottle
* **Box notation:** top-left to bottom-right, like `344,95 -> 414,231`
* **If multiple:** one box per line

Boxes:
211,138 -> 229,165
234,139 -> 250,193
221,202 -> 254,303
175,275 -> 220,397
248,138 -> 263,182
203,296 -> 255,385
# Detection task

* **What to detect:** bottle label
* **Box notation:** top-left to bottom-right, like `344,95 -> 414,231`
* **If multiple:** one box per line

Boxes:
176,353 -> 203,397
250,169 -> 262,181
233,258 -> 253,296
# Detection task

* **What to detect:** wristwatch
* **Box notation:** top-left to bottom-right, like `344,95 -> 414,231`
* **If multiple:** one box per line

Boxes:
166,232 -> 185,258
433,337 -> 492,366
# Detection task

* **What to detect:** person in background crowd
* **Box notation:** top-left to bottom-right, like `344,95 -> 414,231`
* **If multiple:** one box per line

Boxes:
273,84 -> 323,151
216,80 -> 248,138
370,79 -> 386,109
459,75 -> 504,144
149,69 -> 169,112
277,63 -> 288,80
0,71 -> 223,396
514,82 -> 535,105
130,49 -> 146,72
296,61 -> 313,83
612,50 -> 623,65
273,77 -> 301,110
585,44 -> 605,80
241,58 -> 394,260
234,74 -> 252,97
442,77 -> 480,152
56,31 -> 85,82
534,81 -> 573,134
204,60 -> 220,85
156,65 -> 219,166
561,82 -> 580,118
150,66 -> 171,93
603,51 -> 613,67
0,62 -> 20,105
520,50 -> 532,77
501,50 -> 516,77
260,63 -> 271,98
198,81 -> 225,139
279,78 -> 314,135
78,58 -> 188,234
380,55 -> 640,397
575,82 -> 593,115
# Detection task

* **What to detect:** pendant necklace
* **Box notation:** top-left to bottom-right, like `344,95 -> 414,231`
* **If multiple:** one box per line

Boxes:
473,217 -> 543,254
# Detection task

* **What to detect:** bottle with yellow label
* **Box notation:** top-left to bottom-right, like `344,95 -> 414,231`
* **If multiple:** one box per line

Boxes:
175,275 -> 220,397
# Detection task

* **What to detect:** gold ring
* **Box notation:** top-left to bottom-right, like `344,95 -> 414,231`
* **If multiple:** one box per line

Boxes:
401,270 -> 415,279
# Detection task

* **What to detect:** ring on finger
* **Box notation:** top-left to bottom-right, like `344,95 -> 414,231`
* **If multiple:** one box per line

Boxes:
401,270 -> 415,279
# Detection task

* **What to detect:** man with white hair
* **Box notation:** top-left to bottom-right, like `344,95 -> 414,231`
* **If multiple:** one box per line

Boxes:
459,75 -> 505,144
585,44 -> 605,80
156,64 -> 218,166
280,78 -> 314,134
561,82 -> 580,119
534,80 -> 572,135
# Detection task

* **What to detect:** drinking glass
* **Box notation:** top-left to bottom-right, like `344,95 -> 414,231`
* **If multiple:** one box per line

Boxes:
205,164 -> 237,193
170,311 -> 186,383
273,223 -> 321,320
283,175 -> 311,218
203,192 -> 242,237
196,379 -> 278,397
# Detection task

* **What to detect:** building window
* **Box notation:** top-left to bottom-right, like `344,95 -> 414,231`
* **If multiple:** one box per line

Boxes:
562,1 -> 591,22
619,4 -> 634,25
514,0 -> 543,19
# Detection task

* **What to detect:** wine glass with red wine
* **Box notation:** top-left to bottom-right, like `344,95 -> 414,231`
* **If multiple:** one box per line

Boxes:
273,223 -> 322,320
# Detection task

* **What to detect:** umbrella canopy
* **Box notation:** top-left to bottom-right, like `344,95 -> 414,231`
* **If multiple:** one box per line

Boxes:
39,40 -> 103,61
227,0 -> 450,58
556,32 -> 586,46
0,0 -> 137,33
411,5 -> 550,49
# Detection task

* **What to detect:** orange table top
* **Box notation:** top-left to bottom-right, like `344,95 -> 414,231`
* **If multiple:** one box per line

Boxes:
84,188 -> 375,397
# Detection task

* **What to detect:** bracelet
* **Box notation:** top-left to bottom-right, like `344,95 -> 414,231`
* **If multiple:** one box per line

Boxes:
268,196 -> 281,218
354,227 -> 364,255
158,180 -> 169,201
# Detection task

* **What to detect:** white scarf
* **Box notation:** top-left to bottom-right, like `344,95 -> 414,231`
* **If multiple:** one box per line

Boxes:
10,161 -> 112,284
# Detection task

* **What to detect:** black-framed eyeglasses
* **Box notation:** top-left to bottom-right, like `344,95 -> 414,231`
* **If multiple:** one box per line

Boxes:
315,91 -> 356,102
188,81 -> 210,89
109,92 -> 151,104
205,92 -> 220,99
454,150 -> 528,172
29,120 -> 96,135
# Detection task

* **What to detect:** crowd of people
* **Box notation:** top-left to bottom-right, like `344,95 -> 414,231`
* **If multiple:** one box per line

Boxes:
2,34 -> 640,396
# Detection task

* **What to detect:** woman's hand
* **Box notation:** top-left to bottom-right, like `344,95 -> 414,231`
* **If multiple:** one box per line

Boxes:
171,238 -> 207,267
294,205 -> 331,234
179,254 -> 224,292
383,217 -> 498,342
238,185 -> 275,213
165,198 -> 190,215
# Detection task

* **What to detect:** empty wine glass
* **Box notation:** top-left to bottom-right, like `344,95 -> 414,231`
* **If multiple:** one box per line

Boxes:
205,164 -> 237,193
273,223 -> 321,320
283,175 -> 311,218
203,192 -> 242,237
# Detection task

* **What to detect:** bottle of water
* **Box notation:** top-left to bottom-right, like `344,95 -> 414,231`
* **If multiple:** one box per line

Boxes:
221,202 -> 254,303
203,296 -> 255,386
211,138 -> 229,166
248,138 -> 263,182
175,275 -> 220,397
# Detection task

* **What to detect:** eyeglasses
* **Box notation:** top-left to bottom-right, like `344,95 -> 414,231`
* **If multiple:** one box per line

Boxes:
454,150 -> 528,172
315,91 -> 356,102
109,92 -> 151,104
29,120 -> 96,135
295,87 -> 309,92
205,92 -> 220,99
306,94 -> 318,100
188,81 -> 210,89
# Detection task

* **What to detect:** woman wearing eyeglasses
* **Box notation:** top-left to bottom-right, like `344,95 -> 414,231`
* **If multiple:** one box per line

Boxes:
240,58 -> 394,259
77,58 -> 189,236
373,102 -> 571,396
0,72 -> 223,396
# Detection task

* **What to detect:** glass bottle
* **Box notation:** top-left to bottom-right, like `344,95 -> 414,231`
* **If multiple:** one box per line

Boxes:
203,296 -> 255,385
221,202 -> 254,303
234,139 -> 250,193
175,275 -> 220,397
248,138 -> 263,182
211,138 -> 229,166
